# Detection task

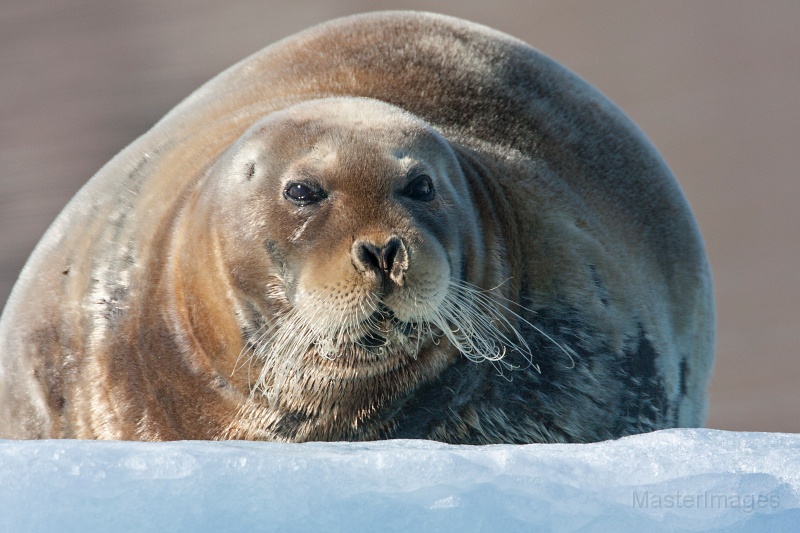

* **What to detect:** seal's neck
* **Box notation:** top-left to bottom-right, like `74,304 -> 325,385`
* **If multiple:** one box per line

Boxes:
451,144 -> 521,301
164,187 -> 252,397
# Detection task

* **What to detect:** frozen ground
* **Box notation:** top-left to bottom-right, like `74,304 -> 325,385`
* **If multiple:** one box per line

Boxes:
1,429 -> 798,532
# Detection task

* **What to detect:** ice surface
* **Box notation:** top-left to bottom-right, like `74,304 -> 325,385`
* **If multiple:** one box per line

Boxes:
1,429 -> 798,532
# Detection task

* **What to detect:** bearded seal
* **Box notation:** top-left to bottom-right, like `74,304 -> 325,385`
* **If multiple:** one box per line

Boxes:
0,11 -> 714,443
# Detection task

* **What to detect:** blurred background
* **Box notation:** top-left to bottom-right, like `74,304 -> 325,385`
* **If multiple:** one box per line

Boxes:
1,0 -> 797,432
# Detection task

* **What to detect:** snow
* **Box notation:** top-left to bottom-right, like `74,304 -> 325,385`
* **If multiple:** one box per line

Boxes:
1,429 -> 798,532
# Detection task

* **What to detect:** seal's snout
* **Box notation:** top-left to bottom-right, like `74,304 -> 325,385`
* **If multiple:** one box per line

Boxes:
352,235 -> 408,286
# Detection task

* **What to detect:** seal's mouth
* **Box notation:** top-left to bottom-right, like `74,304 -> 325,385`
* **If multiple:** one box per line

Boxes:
355,304 -> 420,352
358,330 -> 389,350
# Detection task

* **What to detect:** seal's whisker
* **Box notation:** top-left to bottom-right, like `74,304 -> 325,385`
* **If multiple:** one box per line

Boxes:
429,293 -> 514,369
232,322 -> 264,379
440,282 -> 526,360
243,271 -> 564,404
235,309 -> 290,388
253,297 -> 325,399
449,278 -> 570,371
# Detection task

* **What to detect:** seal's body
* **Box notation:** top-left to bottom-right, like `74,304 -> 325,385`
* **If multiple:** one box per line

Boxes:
0,12 -> 714,443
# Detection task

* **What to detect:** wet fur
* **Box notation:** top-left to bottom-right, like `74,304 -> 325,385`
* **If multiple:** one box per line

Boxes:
0,12 -> 714,442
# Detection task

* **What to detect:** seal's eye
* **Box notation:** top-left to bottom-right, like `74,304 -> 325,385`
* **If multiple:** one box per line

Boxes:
405,174 -> 435,202
284,182 -> 325,206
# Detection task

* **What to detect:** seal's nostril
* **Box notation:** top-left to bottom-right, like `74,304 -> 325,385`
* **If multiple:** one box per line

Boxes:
355,241 -> 382,272
382,237 -> 400,272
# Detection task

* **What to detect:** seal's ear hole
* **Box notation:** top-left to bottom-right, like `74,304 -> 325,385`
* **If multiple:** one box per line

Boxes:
244,161 -> 257,182
403,174 -> 435,202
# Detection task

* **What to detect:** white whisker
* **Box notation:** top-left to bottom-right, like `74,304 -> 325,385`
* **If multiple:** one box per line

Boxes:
236,273 -> 577,402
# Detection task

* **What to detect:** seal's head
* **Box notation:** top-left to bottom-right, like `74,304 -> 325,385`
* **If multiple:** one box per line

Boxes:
193,98 -> 521,426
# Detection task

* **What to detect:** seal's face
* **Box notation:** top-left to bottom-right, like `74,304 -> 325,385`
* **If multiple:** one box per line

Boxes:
204,98 -> 505,401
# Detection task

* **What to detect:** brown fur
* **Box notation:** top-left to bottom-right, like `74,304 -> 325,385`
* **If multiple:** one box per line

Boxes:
0,12 -> 714,443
